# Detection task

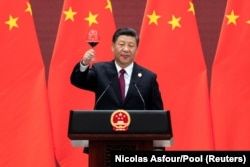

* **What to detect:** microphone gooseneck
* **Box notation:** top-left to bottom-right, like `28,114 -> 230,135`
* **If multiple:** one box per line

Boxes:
134,83 -> 146,110
94,83 -> 111,110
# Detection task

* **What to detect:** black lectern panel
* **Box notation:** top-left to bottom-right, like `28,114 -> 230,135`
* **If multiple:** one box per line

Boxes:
68,110 -> 172,135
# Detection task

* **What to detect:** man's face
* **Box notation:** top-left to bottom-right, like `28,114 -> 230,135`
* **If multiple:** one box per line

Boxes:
112,35 -> 138,68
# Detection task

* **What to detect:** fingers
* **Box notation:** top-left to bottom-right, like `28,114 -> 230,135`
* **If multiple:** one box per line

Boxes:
81,49 -> 95,65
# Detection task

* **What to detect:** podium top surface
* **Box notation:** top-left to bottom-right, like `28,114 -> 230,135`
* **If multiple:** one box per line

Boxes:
68,110 -> 172,140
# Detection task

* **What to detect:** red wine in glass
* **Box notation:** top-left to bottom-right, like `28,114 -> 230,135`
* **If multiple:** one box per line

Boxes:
86,30 -> 99,48
88,41 -> 99,48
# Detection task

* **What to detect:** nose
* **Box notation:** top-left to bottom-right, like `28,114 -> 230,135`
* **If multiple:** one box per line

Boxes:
122,46 -> 129,52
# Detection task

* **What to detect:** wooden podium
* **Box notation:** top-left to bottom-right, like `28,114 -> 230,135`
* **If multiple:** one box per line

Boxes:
68,110 -> 173,167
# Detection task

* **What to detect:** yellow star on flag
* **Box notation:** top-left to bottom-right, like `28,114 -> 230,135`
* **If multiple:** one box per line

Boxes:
105,0 -> 112,13
84,11 -> 98,26
5,15 -> 19,30
226,10 -> 239,25
147,10 -> 161,25
64,7 -> 77,21
247,20 -> 250,24
25,2 -> 32,15
188,2 -> 195,15
168,15 -> 181,30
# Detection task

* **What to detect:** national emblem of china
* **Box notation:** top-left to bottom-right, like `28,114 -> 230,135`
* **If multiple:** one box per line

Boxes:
110,109 -> 131,131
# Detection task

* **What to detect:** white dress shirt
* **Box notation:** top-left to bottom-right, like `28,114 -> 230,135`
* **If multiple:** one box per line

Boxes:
115,62 -> 133,97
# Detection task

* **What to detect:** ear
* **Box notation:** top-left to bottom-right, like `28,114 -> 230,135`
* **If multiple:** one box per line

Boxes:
111,43 -> 115,52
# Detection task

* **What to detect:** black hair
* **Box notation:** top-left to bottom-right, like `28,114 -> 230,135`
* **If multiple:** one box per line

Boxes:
112,27 -> 139,46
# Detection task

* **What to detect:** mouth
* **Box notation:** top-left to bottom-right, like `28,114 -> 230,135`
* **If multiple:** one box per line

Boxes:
121,54 -> 130,58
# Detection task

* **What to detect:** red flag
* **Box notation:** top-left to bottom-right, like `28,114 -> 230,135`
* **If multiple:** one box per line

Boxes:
137,0 -> 214,150
211,0 -> 250,149
48,0 -> 116,166
0,1 -> 55,167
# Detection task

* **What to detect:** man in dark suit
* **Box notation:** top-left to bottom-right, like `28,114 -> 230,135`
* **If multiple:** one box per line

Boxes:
70,27 -> 163,110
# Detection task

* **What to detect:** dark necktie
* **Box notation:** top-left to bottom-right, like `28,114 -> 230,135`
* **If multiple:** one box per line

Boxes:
119,69 -> 126,101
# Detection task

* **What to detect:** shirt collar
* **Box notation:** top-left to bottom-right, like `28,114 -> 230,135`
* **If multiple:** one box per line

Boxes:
115,61 -> 134,76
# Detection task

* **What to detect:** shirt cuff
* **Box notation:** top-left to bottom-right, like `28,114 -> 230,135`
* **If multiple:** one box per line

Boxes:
79,62 -> 89,72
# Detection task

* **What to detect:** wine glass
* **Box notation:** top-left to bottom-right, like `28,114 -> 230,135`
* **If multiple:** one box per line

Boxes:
86,29 -> 99,48
86,30 -> 99,61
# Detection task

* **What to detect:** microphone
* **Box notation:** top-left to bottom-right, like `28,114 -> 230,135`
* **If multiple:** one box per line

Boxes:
134,83 -> 146,110
94,82 -> 111,109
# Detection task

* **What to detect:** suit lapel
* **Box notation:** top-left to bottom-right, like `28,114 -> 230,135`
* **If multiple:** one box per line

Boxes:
125,63 -> 143,102
105,61 -> 123,103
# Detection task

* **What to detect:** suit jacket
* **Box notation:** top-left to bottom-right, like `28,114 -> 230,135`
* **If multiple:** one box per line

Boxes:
70,60 -> 163,110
